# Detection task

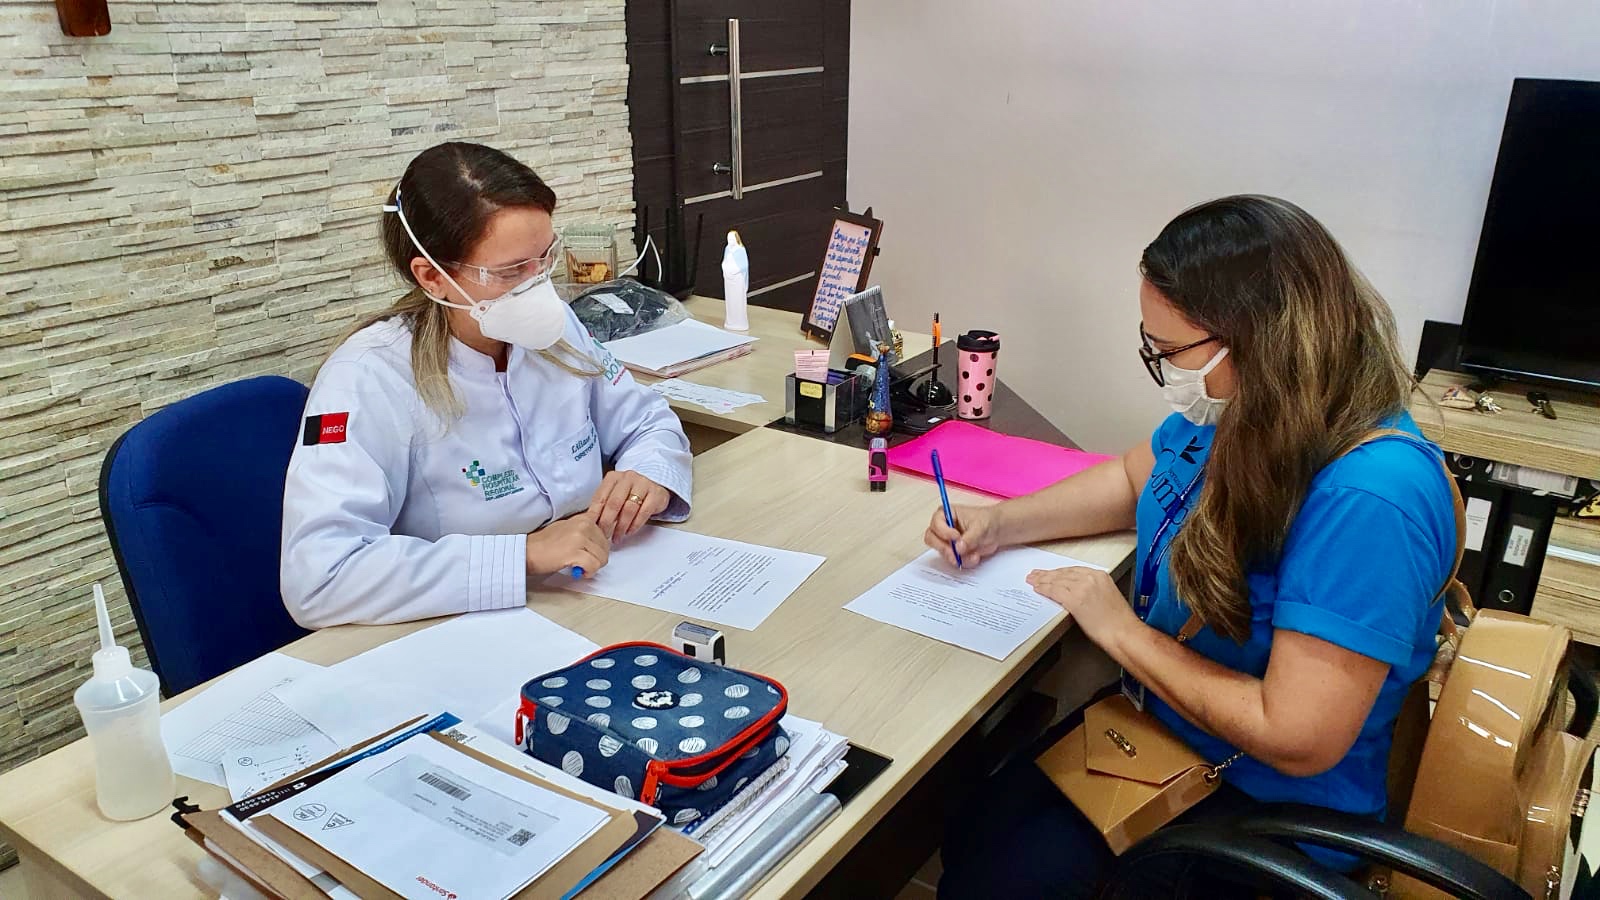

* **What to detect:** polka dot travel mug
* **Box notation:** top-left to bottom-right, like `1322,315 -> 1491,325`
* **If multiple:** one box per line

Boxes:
957,330 -> 1000,420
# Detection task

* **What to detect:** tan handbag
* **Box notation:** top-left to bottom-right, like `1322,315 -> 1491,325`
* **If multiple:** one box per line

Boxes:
1036,682 -> 1242,854
1035,611 -> 1242,854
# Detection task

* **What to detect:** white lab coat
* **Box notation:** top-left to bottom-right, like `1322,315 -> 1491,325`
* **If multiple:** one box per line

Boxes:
280,307 -> 693,628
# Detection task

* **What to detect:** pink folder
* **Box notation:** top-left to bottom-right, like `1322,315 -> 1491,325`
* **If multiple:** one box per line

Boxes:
886,420 -> 1115,499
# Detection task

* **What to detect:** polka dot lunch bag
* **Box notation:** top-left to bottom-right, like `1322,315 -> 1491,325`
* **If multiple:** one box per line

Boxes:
516,642 -> 790,827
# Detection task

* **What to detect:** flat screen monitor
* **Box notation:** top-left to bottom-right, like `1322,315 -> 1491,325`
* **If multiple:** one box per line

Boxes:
1458,78 -> 1600,393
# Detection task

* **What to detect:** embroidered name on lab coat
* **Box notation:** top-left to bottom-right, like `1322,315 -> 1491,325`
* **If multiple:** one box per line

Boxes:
571,427 -> 598,463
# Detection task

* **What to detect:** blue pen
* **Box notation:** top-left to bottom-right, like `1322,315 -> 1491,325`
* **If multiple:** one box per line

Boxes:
569,566 -> 585,579
931,449 -> 964,568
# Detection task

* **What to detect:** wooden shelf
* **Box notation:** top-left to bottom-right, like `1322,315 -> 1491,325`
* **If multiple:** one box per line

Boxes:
1411,370 -> 1600,481
1413,372 -> 1600,643
1532,518 -> 1600,646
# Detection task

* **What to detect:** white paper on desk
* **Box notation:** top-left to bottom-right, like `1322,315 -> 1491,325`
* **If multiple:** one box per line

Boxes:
161,652 -> 330,786
553,526 -> 825,630
274,608 -> 598,748
603,319 -> 756,373
268,732 -> 609,900
223,733 -> 340,802
845,548 -> 1107,660
649,379 -> 766,415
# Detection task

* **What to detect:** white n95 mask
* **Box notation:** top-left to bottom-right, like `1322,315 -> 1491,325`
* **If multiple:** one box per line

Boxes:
1160,346 -> 1230,426
385,190 -> 569,351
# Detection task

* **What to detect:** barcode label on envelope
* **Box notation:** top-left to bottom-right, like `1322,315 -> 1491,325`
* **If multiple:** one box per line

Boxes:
368,754 -> 556,857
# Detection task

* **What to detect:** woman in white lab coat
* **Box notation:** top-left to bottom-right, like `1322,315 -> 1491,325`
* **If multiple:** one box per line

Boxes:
280,142 -> 693,628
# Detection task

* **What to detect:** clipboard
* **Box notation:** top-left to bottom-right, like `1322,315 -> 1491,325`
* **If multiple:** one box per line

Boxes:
175,722 -> 701,899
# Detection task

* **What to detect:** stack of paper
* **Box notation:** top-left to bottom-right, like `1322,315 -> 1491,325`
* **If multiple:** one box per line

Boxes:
602,319 -> 757,378
685,716 -> 850,867
177,713 -> 702,900
160,652 -> 339,790
262,732 -> 611,899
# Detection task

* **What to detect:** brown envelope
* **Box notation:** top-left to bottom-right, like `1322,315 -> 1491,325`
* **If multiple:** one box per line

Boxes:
182,724 -> 701,899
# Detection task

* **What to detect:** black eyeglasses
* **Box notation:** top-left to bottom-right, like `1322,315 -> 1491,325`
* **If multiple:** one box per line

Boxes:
1138,325 -> 1220,386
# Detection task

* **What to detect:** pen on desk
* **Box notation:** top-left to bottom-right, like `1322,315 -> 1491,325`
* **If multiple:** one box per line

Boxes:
931,449 -> 963,568
932,312 -> 941,352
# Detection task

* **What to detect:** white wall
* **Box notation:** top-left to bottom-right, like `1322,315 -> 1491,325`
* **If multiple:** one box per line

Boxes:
848,1 -> 1600,452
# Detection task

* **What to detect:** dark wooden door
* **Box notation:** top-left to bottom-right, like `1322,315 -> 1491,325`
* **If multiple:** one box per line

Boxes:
628,0 -> 850,313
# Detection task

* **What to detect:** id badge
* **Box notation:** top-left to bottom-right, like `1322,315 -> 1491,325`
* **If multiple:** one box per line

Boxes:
1120,667 -> 1145,712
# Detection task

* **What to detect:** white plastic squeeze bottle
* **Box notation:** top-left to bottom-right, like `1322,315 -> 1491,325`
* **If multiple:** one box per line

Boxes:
722,230 -> 750,332
73,583 -> 174,820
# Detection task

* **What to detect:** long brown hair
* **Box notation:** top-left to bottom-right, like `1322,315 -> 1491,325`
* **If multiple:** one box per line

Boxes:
1141,196 -> 1414,642
341,141 -> 596,422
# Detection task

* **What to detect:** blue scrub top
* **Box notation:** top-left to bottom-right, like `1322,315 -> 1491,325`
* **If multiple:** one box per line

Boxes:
1138,411 -> 1454,825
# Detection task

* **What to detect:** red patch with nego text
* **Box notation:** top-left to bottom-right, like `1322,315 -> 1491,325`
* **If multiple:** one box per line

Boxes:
302,412 -> 349,446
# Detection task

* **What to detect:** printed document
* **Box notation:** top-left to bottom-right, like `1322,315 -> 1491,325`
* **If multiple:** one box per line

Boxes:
161,652 -> 333,786
845,548 -> 1107,659
267,733 -> 609,900
553,526 -> 824,630
648,379 -> 766,415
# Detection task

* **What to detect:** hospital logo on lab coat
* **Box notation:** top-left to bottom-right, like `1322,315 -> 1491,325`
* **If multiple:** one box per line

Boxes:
593,337 -> 625,385
461,459 -> 524,502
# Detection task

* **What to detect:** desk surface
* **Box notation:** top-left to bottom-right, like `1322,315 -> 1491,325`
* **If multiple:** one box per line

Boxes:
0,428 -> 1135,900
1411,369 -> 1600,481
640,297 -> 931,436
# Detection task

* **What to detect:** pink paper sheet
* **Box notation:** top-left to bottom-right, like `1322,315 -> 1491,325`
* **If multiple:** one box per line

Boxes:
886,420 -> 1115,499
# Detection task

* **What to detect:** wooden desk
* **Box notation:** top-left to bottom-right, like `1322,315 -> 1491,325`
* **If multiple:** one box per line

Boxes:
640,297 -> 931,438
0,428 -> 1137,900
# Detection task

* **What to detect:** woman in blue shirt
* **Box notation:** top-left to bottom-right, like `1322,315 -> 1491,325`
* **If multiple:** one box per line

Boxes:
932,195 -> 1455,898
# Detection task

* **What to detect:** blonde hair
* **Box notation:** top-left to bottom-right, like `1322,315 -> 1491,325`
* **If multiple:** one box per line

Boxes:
1140,196 -> 1415,642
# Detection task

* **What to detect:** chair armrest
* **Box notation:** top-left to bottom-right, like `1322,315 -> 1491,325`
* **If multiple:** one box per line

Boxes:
1102,824 -> 1369,900
1223,804 -> 1530,900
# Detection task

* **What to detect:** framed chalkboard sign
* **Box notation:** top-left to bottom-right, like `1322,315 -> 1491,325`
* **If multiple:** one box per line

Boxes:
802,208 -> 883,342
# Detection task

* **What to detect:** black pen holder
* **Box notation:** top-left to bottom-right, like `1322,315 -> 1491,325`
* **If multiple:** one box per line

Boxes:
785,371 -> 865,434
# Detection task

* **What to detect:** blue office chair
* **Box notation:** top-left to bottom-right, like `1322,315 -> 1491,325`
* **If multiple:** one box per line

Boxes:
98,375 -> 311,696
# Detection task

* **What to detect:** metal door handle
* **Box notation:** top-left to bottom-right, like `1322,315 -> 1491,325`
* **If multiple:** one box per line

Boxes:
725,18 -> 744,199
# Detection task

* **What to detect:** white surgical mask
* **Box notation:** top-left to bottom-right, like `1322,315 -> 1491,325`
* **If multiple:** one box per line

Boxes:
1160,346 -> 1230,426
384,190 -> 569,351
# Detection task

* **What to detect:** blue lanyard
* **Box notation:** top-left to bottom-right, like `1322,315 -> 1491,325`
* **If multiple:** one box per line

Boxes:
1135,468 -> 1206,620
